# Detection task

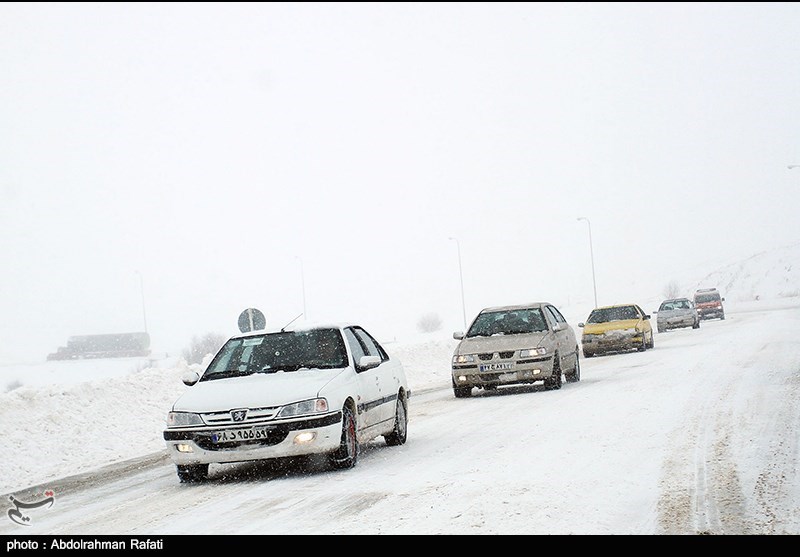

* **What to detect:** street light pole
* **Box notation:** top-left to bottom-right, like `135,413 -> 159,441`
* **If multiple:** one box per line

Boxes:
576,218 -> 598,308
295,256 -> 307,320
448,237 -> 467,330
135,270 -> 148,333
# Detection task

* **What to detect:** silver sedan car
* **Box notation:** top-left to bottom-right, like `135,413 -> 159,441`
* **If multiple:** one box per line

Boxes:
655,298 -> 700,333
451,302 -> 580,398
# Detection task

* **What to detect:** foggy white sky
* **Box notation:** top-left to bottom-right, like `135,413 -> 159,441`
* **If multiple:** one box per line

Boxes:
2,2 -> 800,362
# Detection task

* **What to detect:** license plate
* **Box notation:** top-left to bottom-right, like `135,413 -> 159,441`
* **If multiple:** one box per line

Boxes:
480,362 -> 514,372
211,427 -> 273,443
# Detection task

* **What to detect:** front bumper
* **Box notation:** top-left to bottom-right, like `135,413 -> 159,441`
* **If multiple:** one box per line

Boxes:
658,316 -> 694,330
163,411 -> 342,465
582,332 -> 642,354
452,355 -> 555,388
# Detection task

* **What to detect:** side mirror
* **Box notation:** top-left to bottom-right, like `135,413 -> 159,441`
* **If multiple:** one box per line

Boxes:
552,323 -> 565,332
644,315 -> 651,320
181,370 -> 200,386
578,323 -> 585,328
358,355 -> 381,370
453,331 -> 465,340
721,297 -> 725,301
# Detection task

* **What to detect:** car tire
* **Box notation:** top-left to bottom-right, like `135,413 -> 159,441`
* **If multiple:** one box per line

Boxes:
384,393 -> 408,447
692,320 -> 700,329
453,380 -> 472,398
647,331 -> 654,349
638,335 -> 647,352
565,351 -> 581,383
329,405 -> 358,470
176,464 -> 208,483
545,357 -> 562,390
583,349 -> 594,358
657,326 -> 664,333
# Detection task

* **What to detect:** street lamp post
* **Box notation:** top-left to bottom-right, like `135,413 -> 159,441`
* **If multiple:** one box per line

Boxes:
295,256 -> 307,320
448,237 -> 467,330
576,218 -> 598,308
134,270 -> 148,333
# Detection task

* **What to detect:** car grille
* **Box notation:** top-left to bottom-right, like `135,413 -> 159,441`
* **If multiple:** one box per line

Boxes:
478,351 -> 515,360
201,406 -> 280,426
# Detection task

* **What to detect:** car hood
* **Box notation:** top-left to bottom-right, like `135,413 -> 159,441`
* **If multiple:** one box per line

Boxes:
455,332 -> 550,354
582,319 -> 642,335
171,368 -> 346,413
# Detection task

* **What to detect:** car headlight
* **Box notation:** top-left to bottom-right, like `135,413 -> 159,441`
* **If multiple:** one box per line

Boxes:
276,398 -> 329,419
167,412 -> 204,427
453,354 -> 477,364
520,347 -> 547,358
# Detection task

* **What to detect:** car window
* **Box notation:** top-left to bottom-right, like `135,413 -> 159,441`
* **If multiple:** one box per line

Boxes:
201,328 -> 347,380
547,305 -> 567,323
353,327 -> 389,363
343,328 -> 367,366
543,306 -> 562,328
587,306 -> 639,323
467,308 -> 548,337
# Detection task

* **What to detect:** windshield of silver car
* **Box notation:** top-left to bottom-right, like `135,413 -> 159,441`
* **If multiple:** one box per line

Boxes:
466,308 -> 548,337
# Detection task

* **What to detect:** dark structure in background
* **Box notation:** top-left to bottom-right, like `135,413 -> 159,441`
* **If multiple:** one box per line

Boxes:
47,332 -> 151,360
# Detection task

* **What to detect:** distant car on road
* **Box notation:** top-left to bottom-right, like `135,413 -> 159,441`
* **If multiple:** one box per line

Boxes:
578,303 -> 654,357
694,288 -> 726,320
163,322 -> 409,482
451,302 -> 580,398
655,298 -> 700,333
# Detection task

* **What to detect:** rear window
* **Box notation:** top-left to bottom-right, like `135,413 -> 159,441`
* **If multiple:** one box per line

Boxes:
694,293 -> 720,303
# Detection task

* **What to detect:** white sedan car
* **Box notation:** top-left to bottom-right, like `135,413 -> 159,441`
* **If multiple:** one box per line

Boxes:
164,323 -> 409,482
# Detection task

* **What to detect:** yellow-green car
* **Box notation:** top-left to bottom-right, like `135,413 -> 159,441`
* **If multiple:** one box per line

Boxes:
578,304 -> 654,357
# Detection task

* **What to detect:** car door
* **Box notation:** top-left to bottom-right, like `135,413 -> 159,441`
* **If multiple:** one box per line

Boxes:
544,305 -> 577,371
343,327 -> 384,433
351,326 -> 399,427
635,305 -> 653,338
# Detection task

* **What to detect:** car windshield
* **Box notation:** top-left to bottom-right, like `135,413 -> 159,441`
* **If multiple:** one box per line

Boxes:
200,328 -> 348,381
587,306 -> 639,323
466,308 -> 548,337
660,300 -> 690,311
695,293 -> 720,303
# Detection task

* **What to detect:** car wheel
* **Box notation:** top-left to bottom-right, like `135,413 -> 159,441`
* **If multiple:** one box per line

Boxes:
453,381 -> 472,398
647,331 -> 654,349
565,351 -> 581,383
176,464 -> 208,483
720,313 -> 725,320
638,335 -> 647,352
545,357 -> 562,390
329,405 -> 358,470
657,326 -> 664,333
384,393 -> 408,447
692,320 -> 700,329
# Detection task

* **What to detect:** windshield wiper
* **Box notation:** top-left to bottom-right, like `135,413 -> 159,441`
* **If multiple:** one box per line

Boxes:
202,369 -> 256,381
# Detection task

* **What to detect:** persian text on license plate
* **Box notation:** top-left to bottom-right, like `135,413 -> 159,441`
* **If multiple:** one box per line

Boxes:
212,427 -> 273,443
480,362 -> 514,372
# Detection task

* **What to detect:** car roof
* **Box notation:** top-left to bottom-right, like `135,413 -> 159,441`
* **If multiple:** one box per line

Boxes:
478,302 -> 551,313
229,321 -> 356,340
591,303 -> 639,310
661,298 -> 690,302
